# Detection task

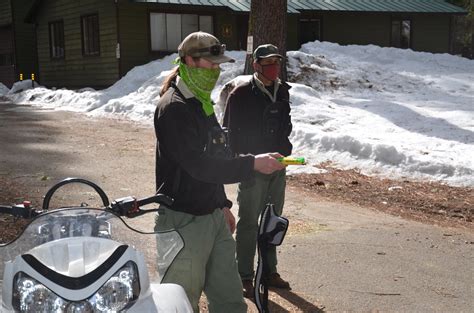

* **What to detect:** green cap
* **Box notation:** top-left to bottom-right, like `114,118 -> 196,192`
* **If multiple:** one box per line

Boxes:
253,44 -> 283,61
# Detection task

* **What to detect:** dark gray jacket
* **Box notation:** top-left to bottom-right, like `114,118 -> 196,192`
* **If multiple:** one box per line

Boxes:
154,79 -> 255,215
223,78 -> 293,156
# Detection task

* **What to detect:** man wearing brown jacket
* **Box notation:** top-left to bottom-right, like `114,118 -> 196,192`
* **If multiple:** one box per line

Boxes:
223,44 -> 293,298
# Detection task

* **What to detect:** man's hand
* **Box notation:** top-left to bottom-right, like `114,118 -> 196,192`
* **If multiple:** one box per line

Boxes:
222,207 -> 236,234
254,153 -> 285,174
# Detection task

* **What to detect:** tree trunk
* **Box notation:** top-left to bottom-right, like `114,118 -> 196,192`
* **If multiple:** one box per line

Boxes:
471,22 -> 474,60
467,0 -> 473,58
244,0 -> 288,81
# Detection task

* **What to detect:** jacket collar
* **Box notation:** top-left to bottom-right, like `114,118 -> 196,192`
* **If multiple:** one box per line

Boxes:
175,76 -> 195,99
173,76 -> 212,119
252,74 -> 281,103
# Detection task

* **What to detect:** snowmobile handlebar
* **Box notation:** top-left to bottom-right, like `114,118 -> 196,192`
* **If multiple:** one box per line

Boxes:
0,177 -> 174,219
0,202 -> 43,219
107,193 -> 173,218
42,177 -> 110,210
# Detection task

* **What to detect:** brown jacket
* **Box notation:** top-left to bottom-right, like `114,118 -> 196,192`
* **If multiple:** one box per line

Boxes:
223,77 -> 292,156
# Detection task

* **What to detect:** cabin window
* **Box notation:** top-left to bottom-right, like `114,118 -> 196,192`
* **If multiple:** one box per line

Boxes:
82,14 -> 100,56
150,13 -> 214,51
49,21 -> 65,59
391,19 -> 411,49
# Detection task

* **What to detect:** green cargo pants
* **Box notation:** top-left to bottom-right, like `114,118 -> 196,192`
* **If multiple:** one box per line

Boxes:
236,169 -> 286,280
155,207 -> 247,313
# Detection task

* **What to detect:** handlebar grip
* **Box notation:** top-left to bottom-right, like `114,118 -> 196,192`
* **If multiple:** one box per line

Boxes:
108,194 -> 174,218
0,205 -> 13,215
137,194 -> 173,208
0,204 -> 41,218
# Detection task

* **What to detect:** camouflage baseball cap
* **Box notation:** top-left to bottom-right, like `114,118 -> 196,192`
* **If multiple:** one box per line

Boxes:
178,32 -> 235,64
253,44 -> 283,60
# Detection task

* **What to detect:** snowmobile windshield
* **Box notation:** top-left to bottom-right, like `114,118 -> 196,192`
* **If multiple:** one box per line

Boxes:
0,208 -> 183,307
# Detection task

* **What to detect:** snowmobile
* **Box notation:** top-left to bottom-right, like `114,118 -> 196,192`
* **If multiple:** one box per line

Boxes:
0,177 -> 193,312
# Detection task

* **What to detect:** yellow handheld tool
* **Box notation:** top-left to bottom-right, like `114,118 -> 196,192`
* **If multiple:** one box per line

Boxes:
277,157 -> 306,165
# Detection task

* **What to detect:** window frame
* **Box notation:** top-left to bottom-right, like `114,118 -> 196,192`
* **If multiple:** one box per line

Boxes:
48,20 -> 65,60
81,13 -> 101,57
299,17 -> 322,46
148,11 -> 215,53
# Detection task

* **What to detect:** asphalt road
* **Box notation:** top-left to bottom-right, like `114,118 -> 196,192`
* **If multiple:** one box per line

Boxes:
1,103 -> 473,312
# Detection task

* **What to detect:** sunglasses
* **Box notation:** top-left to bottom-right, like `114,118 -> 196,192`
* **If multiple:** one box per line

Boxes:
193,44 -> 226,56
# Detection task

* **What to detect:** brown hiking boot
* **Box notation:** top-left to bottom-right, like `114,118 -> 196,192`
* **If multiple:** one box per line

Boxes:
242,279 -> 254,298
267,273 -> 291,289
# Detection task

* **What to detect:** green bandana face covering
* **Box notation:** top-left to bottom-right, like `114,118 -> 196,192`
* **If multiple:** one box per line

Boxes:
179,61 -> 220,116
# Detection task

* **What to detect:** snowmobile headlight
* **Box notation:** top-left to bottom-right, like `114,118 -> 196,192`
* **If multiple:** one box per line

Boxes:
12,272 -> 66,312
89,261 -> 140,312
12,262 -> 140,312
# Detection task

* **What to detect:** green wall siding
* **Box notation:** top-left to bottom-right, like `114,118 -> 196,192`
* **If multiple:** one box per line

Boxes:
412,15 -> 451,53
36,0 -> 118,88
0,0 -> 12,26
116,2 -> 149,77
0,0 -> 36,87
13,0 -> 36,81
0,0 -> 13,88
316,12 -> 451,53
287,14 -> 299,50
322,12 -> 390,47
0,25 -> 14,87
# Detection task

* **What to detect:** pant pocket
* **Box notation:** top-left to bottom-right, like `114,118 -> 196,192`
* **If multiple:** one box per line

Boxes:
155,208 -> 195,231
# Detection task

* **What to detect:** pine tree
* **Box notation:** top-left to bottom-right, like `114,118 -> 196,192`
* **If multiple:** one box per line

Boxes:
449,0 -> 473,58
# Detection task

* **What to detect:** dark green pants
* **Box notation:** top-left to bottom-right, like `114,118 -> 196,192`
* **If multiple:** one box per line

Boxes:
155,208 -> 247,313
236,169 -> 286,280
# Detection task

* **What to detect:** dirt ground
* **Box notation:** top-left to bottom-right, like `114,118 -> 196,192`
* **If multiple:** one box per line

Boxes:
288,162 -> 473,229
